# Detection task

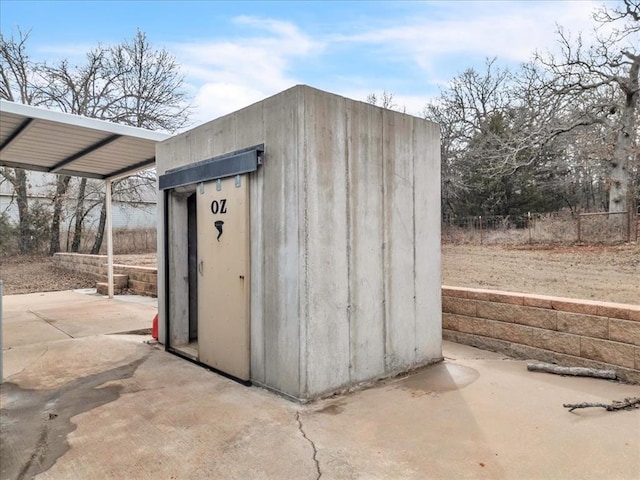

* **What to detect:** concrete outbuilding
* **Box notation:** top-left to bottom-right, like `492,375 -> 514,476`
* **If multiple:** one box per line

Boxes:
156,85 -> 442,401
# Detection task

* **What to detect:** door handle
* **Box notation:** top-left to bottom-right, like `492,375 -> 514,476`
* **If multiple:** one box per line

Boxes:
198,260 -> 203,275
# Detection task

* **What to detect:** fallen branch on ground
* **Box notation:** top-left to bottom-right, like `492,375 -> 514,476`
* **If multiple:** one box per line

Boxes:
563,397 -> 640,412
526,362 -> 616,379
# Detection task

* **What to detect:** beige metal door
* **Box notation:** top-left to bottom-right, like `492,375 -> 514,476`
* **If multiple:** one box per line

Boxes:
197,176 -> 250,380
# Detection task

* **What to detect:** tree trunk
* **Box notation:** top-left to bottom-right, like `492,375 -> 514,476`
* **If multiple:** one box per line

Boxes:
71,177 -> 87,252
13,169 -> 31,253
91,198 -> 107,254
608,62 -> 638,213
49,175 -> 71,255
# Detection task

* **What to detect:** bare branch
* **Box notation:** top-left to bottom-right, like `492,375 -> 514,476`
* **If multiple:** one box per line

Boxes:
563,397 -> 640,412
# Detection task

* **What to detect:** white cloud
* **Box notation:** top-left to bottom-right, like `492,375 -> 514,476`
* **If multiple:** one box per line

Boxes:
165,2 -> 614,126
172,16 -> 323,125
384,92 -> 436,116
332,1 -> 602,73
193,82 -> 265,124
231,16 -> 319,57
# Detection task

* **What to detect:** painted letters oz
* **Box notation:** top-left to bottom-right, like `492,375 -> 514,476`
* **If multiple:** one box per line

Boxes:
211,199 -> 227,215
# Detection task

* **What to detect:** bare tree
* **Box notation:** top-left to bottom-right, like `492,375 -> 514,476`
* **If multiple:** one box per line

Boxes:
38,47 -> 118,254
366,91 -> 397,110
423,48 -> 633,219
539,0 -> 639,212
70,177 -> 87,252
104,30 -> 190,130
0,29 -> 45,252
87,30 -> 190,253
2,29 -> 191,254
89,171 -> 157,254
366,90 -> 409,114
39,46 -> 118,254
423,57 -> 598,217
422,94 -> 479,217
422,59 -> 534,216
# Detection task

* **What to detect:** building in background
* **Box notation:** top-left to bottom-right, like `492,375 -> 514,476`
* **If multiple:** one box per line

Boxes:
0,171 -> 157,230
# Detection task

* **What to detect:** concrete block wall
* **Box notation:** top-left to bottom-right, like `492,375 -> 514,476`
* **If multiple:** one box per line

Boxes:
54,253 -> 107,280
442,286 -> 640,383
54,253 -> 157,297
113,265 -> 157,296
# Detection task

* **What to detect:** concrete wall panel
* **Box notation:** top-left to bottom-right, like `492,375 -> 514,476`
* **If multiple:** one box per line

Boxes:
168,193 -> 189,346
260,89 -> 302,396
382,109 -> 417,371
249,159 -> 265,383
157,192 -> 166,343
345,99 -> 386,382
232,103 -> 267,385
296,90 -> 309,396
413,119 -> 442,361
303,88 -> 351,396
157,127 -> 193,173
191,114 -> 237,162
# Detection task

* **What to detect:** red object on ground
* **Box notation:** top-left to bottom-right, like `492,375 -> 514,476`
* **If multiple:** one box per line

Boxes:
152,313 -> 159,340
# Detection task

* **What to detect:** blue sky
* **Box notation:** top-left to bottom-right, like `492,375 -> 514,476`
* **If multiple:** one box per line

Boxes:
1,0 -> 608,128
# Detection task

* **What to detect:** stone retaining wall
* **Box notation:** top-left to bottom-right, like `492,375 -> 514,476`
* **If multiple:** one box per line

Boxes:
114,265 -> 157,296
54,253 -> 107,280
54,253 -> 157,297
442,286 -> 640,383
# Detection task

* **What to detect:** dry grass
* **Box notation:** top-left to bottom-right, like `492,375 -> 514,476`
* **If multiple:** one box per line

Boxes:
58,227 -> 157,255
442,212 -> 638,245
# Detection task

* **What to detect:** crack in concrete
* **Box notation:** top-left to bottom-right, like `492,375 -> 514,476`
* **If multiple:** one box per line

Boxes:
27,310 -> 74,338
296,412 -> 322,480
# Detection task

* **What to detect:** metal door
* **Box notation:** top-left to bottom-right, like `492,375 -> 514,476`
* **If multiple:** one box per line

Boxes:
196,176 -> 250,381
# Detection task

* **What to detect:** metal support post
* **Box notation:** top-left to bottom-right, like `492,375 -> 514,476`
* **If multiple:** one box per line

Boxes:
106,178 -> 114,299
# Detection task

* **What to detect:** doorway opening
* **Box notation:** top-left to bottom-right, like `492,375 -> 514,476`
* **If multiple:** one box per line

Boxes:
169,188 -> 199,361
159,145 -> 263,385
174,192 -> 199,359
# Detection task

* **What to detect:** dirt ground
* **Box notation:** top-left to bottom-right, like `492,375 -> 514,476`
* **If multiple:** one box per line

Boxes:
1,244 -> 638,305
442,243 -> 640,305
0,256 -> 96,295
0,254 -> 159,295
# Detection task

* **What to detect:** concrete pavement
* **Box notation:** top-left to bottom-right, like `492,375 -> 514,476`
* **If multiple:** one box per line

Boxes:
1,290 -> 639,479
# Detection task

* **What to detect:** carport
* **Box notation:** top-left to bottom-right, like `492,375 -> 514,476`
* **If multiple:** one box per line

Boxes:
0,99 -> 170,297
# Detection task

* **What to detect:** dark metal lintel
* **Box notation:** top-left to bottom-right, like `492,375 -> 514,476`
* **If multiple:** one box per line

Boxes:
159,144 -> 264,190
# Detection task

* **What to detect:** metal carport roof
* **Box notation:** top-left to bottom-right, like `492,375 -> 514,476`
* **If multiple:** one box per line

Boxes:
0,99 -> 170,180
0,99 -> 172,299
